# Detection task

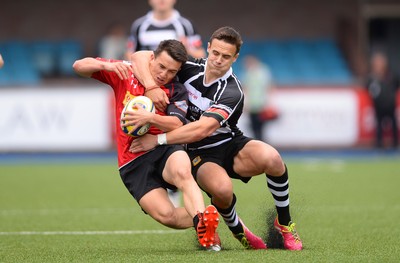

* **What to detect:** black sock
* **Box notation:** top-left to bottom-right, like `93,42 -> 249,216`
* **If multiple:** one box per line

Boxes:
212,194 -> 244,235
193,214 -> 199,229
266,164 -> 291,225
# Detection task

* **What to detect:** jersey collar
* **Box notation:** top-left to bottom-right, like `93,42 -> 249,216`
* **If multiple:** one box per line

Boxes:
147,10 -> 180,27
203,59 -> 233,87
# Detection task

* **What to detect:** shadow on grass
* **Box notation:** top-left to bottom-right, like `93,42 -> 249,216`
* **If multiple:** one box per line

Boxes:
263,207 -> 284,249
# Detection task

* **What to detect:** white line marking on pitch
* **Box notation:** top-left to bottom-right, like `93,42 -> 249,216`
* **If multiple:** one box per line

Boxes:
0,230 -> 185,236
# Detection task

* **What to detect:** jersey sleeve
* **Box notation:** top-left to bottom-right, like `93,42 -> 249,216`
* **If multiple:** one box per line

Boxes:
177,56 -> 205,82
165,81 -> 189,125
203,79 -> 244,126
127,17 -> 143,52
91,58 -> 124,88
179,16 -> 203,50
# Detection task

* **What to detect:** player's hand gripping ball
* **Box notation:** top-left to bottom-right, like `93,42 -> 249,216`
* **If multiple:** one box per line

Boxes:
120,96 -> 155,137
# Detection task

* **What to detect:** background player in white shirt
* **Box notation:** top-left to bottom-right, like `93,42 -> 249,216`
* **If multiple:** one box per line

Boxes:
126,0 -> 205,59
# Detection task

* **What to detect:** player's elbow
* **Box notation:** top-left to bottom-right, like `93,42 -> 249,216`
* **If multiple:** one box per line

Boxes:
72,59 -> 91,78
72,60 -> 83,74
72,60 -> 78,71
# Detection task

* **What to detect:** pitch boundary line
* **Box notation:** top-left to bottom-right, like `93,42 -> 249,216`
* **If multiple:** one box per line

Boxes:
0,229 -> 185,236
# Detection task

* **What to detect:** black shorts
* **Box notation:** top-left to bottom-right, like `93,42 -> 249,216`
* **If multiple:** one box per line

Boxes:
188,135 -> 253,184
119,145 -> 184,203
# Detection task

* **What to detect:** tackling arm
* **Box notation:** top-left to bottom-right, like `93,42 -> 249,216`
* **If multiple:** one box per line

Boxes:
150,114 -> 183,132
164,116 -> 220,144
130,51 -> 157,90
122,107 -> 183,133
130,51 -> 170,110
73,57 -> 132,80
129,116 -> 220,153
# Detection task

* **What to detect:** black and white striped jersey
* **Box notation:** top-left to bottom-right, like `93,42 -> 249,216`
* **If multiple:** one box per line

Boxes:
178,57 -> 245,150
127,10 -> 202,52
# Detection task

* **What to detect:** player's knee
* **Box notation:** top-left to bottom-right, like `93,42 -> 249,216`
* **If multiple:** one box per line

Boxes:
173,166 -> 193,185
264,151 -> 285,176
153,208 -> 176,227
210,180 -> 233,204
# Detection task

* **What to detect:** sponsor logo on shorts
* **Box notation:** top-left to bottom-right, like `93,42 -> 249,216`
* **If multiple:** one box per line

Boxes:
192,156 -> 201,166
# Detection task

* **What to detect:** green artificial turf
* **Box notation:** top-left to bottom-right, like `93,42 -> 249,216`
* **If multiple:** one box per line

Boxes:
1,156 -> 399,262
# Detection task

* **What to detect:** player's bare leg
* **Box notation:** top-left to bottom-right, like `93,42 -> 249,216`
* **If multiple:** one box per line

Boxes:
139,188 -> 192,228
233,140 -> 285,177
234,140 -> 303,250
162,151 -> 205,216
163,151 -> 219,248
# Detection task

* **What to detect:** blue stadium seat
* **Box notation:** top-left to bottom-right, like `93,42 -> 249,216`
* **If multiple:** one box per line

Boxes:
287,39 -> 351,85
0,41 -> 40,86
0,65 -> 13,86
30,41 -> 57,77
57,40 -> 82,76
234,38 -> 353,86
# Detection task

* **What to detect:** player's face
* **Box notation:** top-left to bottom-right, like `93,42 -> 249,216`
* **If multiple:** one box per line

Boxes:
149,51 -> 181,86
206,39 -> 238,78
149,0 -> 176,13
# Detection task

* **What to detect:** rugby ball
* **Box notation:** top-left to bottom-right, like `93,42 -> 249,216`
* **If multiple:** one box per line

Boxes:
120,96 -> 155,137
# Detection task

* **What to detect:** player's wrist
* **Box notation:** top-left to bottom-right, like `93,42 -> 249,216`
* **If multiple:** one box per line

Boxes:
157,133 -> 167,145
145,85 -> 160,91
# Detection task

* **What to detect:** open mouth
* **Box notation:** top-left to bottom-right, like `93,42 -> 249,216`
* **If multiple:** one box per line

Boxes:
156,77 -> 165,85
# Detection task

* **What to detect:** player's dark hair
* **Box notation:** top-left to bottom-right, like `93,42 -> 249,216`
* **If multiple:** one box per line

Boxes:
154,39 -> 188,64
209,26 -> 243,55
